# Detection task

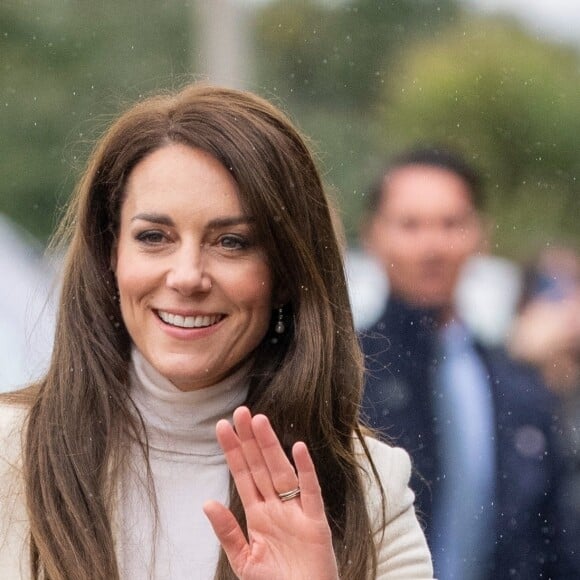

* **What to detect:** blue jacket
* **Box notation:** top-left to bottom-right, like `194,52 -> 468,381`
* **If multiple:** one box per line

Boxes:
360,296 -> 579,579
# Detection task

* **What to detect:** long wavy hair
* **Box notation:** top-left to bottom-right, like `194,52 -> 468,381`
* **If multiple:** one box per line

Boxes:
7,84 -> 382,579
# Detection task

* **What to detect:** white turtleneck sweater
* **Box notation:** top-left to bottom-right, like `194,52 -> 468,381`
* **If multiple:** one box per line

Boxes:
118,349 -> 249,579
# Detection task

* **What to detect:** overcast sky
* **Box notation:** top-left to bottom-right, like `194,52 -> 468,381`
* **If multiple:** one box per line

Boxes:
457,0 -> 580,45
245,0 -> 580,47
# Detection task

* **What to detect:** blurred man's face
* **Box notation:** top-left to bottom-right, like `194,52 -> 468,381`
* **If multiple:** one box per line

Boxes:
365,164 -> 482,311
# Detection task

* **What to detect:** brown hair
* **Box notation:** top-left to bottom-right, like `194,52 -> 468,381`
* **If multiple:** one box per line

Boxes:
7,84 -> 381,579
366,144 -> 484,215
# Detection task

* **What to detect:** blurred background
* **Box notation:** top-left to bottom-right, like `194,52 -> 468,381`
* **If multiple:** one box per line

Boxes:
1,0 -> 579,389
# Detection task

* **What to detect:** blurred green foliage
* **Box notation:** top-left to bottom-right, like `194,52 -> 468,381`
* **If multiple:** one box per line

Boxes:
254,1 -> 580,254
381,19 -> 580,256
1,0 -> 192,240
254,0 -> 458,109
253,0 -> 459,241
1,0 -> 578,257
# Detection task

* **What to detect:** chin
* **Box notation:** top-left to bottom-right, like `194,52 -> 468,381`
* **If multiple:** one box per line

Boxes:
149,355 -> 206,387
165,370 -> 211,391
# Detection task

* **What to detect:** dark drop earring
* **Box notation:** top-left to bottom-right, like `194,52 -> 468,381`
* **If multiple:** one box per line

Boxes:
274,307 -> 285,334
271,306 -> 285,344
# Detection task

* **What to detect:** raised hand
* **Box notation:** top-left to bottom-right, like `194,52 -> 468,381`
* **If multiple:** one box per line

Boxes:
203,406 -> 339,580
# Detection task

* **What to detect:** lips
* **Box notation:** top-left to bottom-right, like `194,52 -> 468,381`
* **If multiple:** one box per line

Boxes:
156,310 -> 224,329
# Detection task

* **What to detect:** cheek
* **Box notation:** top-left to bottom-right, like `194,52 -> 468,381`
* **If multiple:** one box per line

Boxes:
449,235 -> 478,262
115,255 -> 156,310
114,242 -> 134,292
116,264 -> 140,300
232,280 -> 274,346
242,277 -> 274,314
222,264 -> 273,315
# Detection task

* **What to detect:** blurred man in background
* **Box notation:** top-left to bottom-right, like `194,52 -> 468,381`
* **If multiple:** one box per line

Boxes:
359,146 -> 579,579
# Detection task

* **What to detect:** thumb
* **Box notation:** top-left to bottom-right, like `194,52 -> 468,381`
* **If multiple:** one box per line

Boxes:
203,500 -> 249,574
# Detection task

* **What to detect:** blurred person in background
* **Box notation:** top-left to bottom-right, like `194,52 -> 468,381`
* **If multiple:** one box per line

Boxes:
0,84 -> 433,579
359,146 -> 579,579
508,244 -> 580,552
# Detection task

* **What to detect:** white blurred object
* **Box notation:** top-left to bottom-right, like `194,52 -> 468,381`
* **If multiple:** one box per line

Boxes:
345,249 -> 389,330
0,214 -> 57,392
463,0 -> 580,46
455,255 -> 523,346
346,249 -> 522,345
195,0 -> 252,89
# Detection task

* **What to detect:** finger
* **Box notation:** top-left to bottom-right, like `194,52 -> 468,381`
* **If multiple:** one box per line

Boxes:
232,407 -> 276,499
293,442 -> 326,518
252,414 -> 300,498
203,500 -> 248,576
215,419 -> 261,506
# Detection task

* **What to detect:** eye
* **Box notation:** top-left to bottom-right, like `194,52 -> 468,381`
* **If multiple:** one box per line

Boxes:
218,234 -> 249,250
135,230 -> 168,245
442,217 -> 462,231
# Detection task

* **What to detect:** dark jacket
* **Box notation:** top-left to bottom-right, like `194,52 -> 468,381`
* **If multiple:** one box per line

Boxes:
360,296 -> 579,579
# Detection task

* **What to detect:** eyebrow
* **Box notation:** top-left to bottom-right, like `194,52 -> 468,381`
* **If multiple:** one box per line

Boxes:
130,213 -> 254,228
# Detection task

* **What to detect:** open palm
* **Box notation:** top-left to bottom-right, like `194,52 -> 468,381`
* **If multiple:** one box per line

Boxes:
203,406 -> 339,580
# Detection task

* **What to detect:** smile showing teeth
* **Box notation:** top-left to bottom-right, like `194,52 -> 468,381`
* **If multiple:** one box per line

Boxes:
157,311 -> 222,329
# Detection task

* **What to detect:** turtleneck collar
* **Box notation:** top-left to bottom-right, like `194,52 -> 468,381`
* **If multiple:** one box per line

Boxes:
129,347 -> 249,457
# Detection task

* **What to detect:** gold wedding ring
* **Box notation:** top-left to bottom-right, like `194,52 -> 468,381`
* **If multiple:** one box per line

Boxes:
278,487 -> 301,502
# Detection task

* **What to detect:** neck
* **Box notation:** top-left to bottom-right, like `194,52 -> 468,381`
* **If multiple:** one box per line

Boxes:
129,346 -> 249,455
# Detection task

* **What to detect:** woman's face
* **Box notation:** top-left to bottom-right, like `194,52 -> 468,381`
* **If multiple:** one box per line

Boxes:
112,143 -> 274,391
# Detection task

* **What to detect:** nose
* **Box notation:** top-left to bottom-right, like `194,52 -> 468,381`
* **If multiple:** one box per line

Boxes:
422,225 -> 450,258
165,243 -> 212,295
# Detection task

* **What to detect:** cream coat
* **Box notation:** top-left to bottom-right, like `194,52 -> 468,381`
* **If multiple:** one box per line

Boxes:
0,402 -> 433,579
